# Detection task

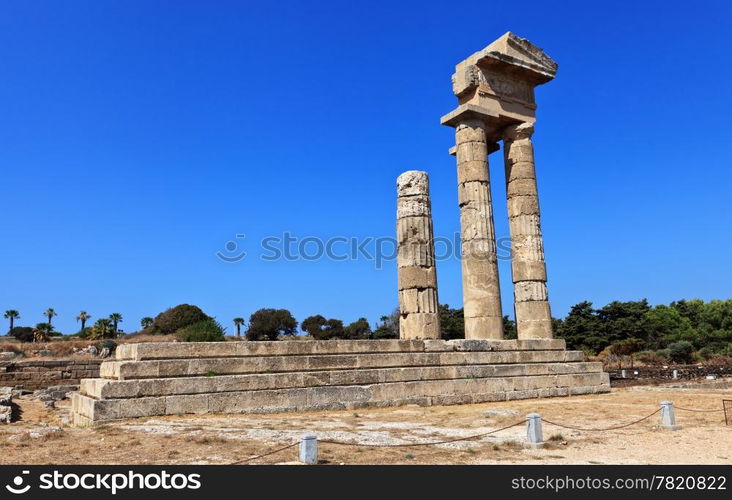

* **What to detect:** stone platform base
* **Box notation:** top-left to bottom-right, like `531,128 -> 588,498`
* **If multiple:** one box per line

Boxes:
70,339 -> 610,426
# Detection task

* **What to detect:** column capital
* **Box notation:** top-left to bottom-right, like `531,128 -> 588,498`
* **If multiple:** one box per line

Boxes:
503,122 -> 535,141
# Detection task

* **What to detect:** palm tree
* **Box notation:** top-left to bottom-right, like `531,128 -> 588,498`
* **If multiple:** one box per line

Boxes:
140,317 -> 154,329
34,322 -> 52,342
109,313 -> 123,334
43,308 -> 57,328
76,311 -> 91,331
4,310 -> 19,334
233,317 -> 245,337
90,318 -> 113,340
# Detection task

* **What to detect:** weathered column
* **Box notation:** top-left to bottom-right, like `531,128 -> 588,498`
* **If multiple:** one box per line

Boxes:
396,170 -> 440,339
456,119 -> 504,339
503,123 -> 553,338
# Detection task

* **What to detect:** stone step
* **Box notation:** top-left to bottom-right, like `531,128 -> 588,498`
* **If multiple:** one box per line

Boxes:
82,361 -> 604,399
101,350 -> 585,380
72,371 -> 610,424
114,338 -> 567,361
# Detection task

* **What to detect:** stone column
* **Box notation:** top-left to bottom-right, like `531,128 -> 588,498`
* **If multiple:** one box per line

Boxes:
503,123 -> 553,338
455,119 -> 504,339
397,170 -> 440,339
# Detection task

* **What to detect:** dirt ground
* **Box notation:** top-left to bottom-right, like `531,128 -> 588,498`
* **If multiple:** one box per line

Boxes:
1,382 -> 730,465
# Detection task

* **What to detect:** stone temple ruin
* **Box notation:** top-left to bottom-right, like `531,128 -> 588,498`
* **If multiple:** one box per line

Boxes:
70,33 -> 609,425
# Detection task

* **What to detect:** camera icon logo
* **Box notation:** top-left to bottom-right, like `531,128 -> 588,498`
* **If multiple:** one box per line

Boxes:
6,471 -> 31,494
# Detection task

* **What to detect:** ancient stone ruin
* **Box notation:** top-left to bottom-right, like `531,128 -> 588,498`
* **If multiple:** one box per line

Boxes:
70,33 -> 609,425
397,171 -> 440,339
440,31 -> 556,340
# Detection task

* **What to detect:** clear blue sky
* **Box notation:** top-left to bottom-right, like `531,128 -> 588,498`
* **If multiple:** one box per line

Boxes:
1,1 -> 731,334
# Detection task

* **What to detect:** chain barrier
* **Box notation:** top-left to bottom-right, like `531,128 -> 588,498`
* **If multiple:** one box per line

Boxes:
230,399 -> 728,463
541,408 -> 661,432
319,419 -> 525,448
230,442 -> 299,465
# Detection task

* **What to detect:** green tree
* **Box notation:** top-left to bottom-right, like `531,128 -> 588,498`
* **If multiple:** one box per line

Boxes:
140,317 -> 154,329
43,308 -> 57,328
177,318 -> 226,342
301,315 -> 327,338
301,315 -> 346,339
503,315 -> 517,340
76,311 -> 91,331
596,300 -> 651,346
555,301 -> 603,354
109,313 -> 123,333
643,305 -> 694,349
345,317 -> 372,339
4,310 -> 20,334
245,308 -> 298,341
150,304 -> 210,335
89,318 -> 114,340
372,308 -> 400,339
10,326 -> 34,342
233,317 -> 245,337
439,304 -> 464,340
668,341 -> 694,364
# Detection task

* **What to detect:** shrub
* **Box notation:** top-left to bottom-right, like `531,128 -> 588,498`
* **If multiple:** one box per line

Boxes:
176,319 -> 225,342
10,326 -> 35,343
246,309 -> 298,341
634,350 -> 667,366
150,304 -> 210,335
697,347 -> 715,361
99,339 -> 118,352
668,341 -> 694,364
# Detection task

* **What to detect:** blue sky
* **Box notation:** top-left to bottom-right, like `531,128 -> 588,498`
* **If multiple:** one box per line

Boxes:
1,1 -> 731,334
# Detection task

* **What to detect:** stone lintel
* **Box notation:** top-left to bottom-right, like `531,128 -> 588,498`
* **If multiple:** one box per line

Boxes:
456,32 -> 558,87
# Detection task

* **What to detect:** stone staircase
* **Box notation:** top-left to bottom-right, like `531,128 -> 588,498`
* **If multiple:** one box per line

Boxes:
71,339 -> 609,425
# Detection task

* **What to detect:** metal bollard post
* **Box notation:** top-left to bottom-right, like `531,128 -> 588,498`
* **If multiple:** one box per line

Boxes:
299,433 -> 318,464
660,401 -> 681,430
525,413 -> 544,449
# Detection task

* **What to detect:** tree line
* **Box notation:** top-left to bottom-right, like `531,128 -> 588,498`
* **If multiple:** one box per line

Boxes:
5,299 -> 731,364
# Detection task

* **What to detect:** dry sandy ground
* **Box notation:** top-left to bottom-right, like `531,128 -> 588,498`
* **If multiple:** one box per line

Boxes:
1,383 -> 730,465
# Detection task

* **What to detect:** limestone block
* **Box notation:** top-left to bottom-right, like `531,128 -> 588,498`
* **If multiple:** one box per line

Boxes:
399,313 -> 440,339
457,160 -> 489,184
396,217 -> 432,244
397,243 -> 434,268
456,141 -> 488,162
514,281 -> 548,302
515,300 -> 552,322
504,161 -> 537,180
165,394 -> 210,415
460,206 -> 495,241
507,196 -> 540,217
512,260 -> 547,282
397,170 -> 430,197
458,180 -> 492,208
461,238 -> 496,261
398,266 -> 437,290
463,316 -> 504,340
455,120 -> 486,143
397,197 -> 431,218
463,294 -> 503,318
506,178 -> 539,197
508,214 -> 542,236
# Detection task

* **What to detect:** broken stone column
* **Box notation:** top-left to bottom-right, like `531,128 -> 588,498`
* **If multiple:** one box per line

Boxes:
396,170 -> 440,339
503,123 -> 552,339
455,119 -> 504,339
